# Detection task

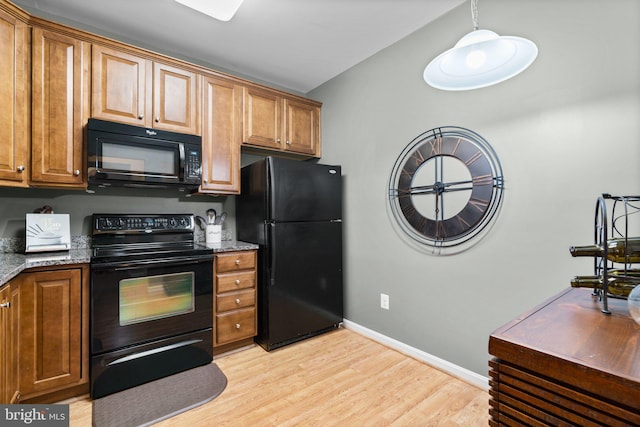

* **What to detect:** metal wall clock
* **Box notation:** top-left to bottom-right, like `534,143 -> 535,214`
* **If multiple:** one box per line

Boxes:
388,127 -> 504,253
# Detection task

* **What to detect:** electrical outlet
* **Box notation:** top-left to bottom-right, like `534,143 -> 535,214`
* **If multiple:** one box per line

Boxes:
380,293 -> 389,310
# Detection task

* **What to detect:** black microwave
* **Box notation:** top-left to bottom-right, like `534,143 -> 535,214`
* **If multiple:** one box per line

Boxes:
87,119 -> 202,190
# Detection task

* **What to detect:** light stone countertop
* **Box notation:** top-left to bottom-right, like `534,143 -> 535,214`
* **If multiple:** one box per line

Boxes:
0,241 -> 258,287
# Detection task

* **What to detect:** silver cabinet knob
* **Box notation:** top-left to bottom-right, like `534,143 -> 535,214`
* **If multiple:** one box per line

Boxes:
73,170 -> 80,176
0,302 -> 10,308
17,165 -> 25,172
276,138 -> 281,143
235,323 -> 241,329
138,114 -> 144,120
235,259 -> 241,265
235,279 -> 241,285
286,140 -> 291,145
235,298 -> 241,304
155,117 -> 159,122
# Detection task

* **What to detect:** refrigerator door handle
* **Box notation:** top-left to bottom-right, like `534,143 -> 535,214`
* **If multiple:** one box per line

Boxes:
269,224 -> 276,286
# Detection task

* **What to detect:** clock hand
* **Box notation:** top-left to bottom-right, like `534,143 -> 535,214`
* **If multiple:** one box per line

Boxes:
405,179 -> 475,196
435,186 -> 440,222
407,185 -> 474,196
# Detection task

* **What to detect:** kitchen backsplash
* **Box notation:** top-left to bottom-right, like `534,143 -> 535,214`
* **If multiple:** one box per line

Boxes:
0,229 -> 233,253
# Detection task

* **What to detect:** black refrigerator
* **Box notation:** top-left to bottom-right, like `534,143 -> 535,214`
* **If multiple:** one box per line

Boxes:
236,156 -> 343,351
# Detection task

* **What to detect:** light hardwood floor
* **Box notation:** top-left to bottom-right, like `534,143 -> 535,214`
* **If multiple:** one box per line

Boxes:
65,328 -> 489,426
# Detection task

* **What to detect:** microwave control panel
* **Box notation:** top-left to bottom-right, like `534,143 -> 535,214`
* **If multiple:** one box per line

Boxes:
184,148 -> 202,184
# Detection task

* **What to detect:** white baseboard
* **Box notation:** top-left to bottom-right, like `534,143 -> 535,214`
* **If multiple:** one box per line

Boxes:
342,319 -> 489,391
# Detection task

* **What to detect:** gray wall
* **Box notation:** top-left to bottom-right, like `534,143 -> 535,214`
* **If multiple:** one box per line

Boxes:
309,0 -> 640,375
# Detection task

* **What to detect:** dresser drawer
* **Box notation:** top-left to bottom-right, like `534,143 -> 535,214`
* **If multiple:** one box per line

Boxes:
216,271 -> 256,293
216,251 -> 256,273
215,308 -> 257,345
216,288 -> 256,313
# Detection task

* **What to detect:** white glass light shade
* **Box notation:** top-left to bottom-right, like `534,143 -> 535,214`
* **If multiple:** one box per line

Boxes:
175,0 -> 244,22
424,29 -> 538,91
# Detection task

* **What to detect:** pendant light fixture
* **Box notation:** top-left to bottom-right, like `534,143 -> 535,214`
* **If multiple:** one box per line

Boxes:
175,0 -> 244,22
423,0 -> 537,91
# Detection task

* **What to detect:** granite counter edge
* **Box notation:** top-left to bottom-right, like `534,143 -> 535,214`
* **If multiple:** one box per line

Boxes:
0,241 -> 259,287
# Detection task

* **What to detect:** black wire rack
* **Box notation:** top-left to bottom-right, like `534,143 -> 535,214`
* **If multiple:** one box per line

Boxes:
592,193 -> 640,314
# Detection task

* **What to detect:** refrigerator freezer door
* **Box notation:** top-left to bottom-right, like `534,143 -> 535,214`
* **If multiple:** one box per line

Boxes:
267,157 -> 342,222
261,221 -> 343,349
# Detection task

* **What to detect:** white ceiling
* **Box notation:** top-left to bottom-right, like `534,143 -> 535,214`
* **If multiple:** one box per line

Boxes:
12,0 -> 465,93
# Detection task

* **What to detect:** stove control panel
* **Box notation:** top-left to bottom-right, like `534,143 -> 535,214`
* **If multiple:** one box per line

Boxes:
93,214 -> 194,233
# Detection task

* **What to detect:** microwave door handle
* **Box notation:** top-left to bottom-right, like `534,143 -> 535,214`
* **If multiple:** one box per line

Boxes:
179,142 -> 186,179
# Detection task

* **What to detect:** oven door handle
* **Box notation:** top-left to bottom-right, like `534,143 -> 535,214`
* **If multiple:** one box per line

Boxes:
99,256 -> 213,271
106,338 -> 203,366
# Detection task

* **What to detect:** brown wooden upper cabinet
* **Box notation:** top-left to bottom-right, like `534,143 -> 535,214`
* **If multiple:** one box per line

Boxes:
92,45 -> 201,135
243,86 -> 321,158
0,8 -> 29,187
31,27 -> 89,188
199,74 -> 242,194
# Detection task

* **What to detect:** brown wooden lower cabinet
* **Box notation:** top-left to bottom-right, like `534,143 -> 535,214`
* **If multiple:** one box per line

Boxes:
0,280 -> 19,403
489,288 -> 640,426
214,250 -> 258,353
0,264 -> 90,404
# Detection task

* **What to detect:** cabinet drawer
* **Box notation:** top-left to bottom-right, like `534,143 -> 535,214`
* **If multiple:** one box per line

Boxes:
216,288 -> 256,313
215,308 -> 256,345
216,271 -> 256,293
216,251 -> 256,273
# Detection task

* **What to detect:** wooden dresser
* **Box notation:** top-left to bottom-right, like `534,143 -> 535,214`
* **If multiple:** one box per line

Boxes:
489,288 -> 640,426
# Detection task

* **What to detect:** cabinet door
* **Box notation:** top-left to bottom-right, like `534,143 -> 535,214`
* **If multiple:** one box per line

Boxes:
92,45 -> 151,126
284,99 -> 320,157
0,10 -> 29,187
243,86 -> 282,150
200,75 -> 241,194
18,268 -> 87,398
0,285 -> 11,403
153,63 -> 200,134
7,282 -> 19,404
31,28 -> 89,187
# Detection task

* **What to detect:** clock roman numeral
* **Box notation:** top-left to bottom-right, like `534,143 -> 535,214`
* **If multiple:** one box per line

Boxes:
396,188 -> 412,197
401,203 -> 417,218
402,205 -> 428,233
401,167 -> 414,179
435,220 -> 446,239
429,137 -> 442,155
449,138 -> 462,156
472,174 -> 494,186
465,151 -> 483,166
408,150 -> 425,170
454,214 -> 471,229
468,197 -> 489,212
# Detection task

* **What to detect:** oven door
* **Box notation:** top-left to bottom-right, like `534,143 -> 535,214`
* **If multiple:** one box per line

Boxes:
91,254 -> 213,354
